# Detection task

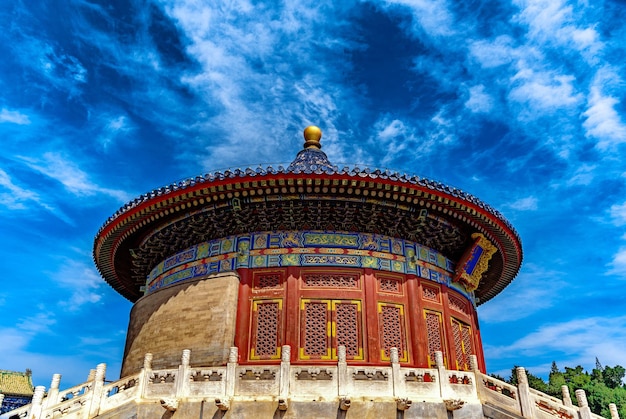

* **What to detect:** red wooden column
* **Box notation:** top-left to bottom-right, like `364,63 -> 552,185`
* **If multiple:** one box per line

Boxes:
406,274 -> 426,368
234,268 -> 252,362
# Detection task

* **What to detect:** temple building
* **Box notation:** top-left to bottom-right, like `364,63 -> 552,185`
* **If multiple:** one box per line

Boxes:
1,127 -> 621,419
0,370 -> 33,415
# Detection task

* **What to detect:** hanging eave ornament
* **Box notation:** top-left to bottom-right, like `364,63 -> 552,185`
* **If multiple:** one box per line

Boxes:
454,233 -> 497,291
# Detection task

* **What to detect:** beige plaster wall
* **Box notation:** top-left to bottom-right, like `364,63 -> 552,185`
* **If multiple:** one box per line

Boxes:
121,272 -> 240,377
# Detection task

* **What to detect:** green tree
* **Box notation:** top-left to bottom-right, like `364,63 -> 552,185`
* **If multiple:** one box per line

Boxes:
548,361 -> 566,398
508,366 -> 549,394
502,362 -> 626,418
564,365 -> 591,391
602,365 -> 625,389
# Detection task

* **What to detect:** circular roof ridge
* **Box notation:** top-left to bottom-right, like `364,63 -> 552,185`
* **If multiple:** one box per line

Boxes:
96,162 -> 519,241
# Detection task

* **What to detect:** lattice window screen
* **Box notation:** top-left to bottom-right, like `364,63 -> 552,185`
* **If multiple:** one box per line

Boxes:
378,276 -> 401,293
422,285 -> 440,303
333,300 -> 363,360
452,318 -> 473,370
378,303 -> 408,362
300,300 -> 332,360
424,310 -> 445,367
250,299 -> 282,360
303,273 -> 358,288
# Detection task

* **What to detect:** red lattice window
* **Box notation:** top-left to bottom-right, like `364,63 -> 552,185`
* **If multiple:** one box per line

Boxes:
424,310 -> 445,367
250,300 -> 282,360
303,273 -> 358,288
422,284 -> 440,303
449,294 -> 469,315
378,276 -> 401,294
299,299 -> 364,361
333,300 -> 363,360
255,273 -> 282,289
300,300 -> 331,360
452,318 -> 473,370
378,303 -> 408,362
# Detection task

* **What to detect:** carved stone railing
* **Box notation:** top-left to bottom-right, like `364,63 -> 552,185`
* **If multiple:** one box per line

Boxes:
1,349 -> 621,419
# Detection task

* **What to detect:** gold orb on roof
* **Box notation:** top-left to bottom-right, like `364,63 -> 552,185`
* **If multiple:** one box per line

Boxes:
303,125 -> 322,149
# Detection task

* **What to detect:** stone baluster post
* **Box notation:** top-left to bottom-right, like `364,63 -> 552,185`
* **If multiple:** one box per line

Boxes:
45,374 -> 62,408
176,349 -> 191,398
87,363 -> 106,418
390,347 -> 403,398
561,385 -> 573,407
575,389 -> 593,419
139,353 -> 153,398
225,347 -> 238,399
609,403 -> 620,419
515,367 -> 535,419
28,385 -> 46,419
469,355 -> 479,372
278,345 -> 291,410
337,345 -> 348,398
434,351 -> 446,398
86,369 -> 96,382
0,394 -> 4,412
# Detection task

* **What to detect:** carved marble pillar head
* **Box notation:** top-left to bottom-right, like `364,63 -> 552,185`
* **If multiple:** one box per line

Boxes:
338,345 -> 347,363
469,355 -> 479,371
575,389 -> 588,408
32,386 -> 46,405
515,367 -> 528,385
434,351 -> 444,368
228,347 -> 239,363
143,353 -> 153,370
390,347 -> 399,364
95,363 -> 107,382
281,345 -> 291,362
181,349 -> 191,367
50,374 -> 61,390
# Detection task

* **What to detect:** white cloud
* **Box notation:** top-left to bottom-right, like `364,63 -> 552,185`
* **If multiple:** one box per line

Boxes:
380,0 -> 455,37
464,85 -> 493,113
0,108 -> 31,125
565,164 -> 596,187
469,36 -> 517,69
0,168 -> 42,210
509,68 -> 582,114
609,202 -> 626,226
16,312 -> 57,335
512,0 -> 603,62
479,264 -> 564,322
372,117 -> 414,165
53,260 -> 103,311
507,196 -> 538,211
157,0 -> 361,168
99,115 -> 135,150
584,87 -> 626,150
606,247 -> 626,278
489,316 -> 626,368
18,152 -> 131,202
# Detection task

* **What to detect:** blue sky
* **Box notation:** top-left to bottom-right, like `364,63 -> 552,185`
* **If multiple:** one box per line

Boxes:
1,0 -> 626,388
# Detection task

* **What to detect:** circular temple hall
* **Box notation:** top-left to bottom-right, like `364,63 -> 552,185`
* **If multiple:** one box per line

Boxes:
9,127 -> 619,419
94,126 -> 523,379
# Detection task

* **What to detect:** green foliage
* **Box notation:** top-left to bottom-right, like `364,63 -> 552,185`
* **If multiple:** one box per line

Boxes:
503,361 -> 626,418
508,366 -> 549,393
603,365 -> 625,389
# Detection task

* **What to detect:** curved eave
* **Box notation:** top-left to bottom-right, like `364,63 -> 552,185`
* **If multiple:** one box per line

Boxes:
94,171 -> 522,303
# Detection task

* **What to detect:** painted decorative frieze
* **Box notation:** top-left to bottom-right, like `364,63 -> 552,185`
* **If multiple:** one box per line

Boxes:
146,230 -> 466,297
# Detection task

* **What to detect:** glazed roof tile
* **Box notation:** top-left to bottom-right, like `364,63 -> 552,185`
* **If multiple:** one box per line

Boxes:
0,370 -> 34,396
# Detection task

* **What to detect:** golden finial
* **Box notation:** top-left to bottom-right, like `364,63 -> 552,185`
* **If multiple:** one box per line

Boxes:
303,126 -> 322,149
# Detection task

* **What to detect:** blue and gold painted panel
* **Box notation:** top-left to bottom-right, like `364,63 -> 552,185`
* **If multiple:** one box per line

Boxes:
146,230 -> 468,299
